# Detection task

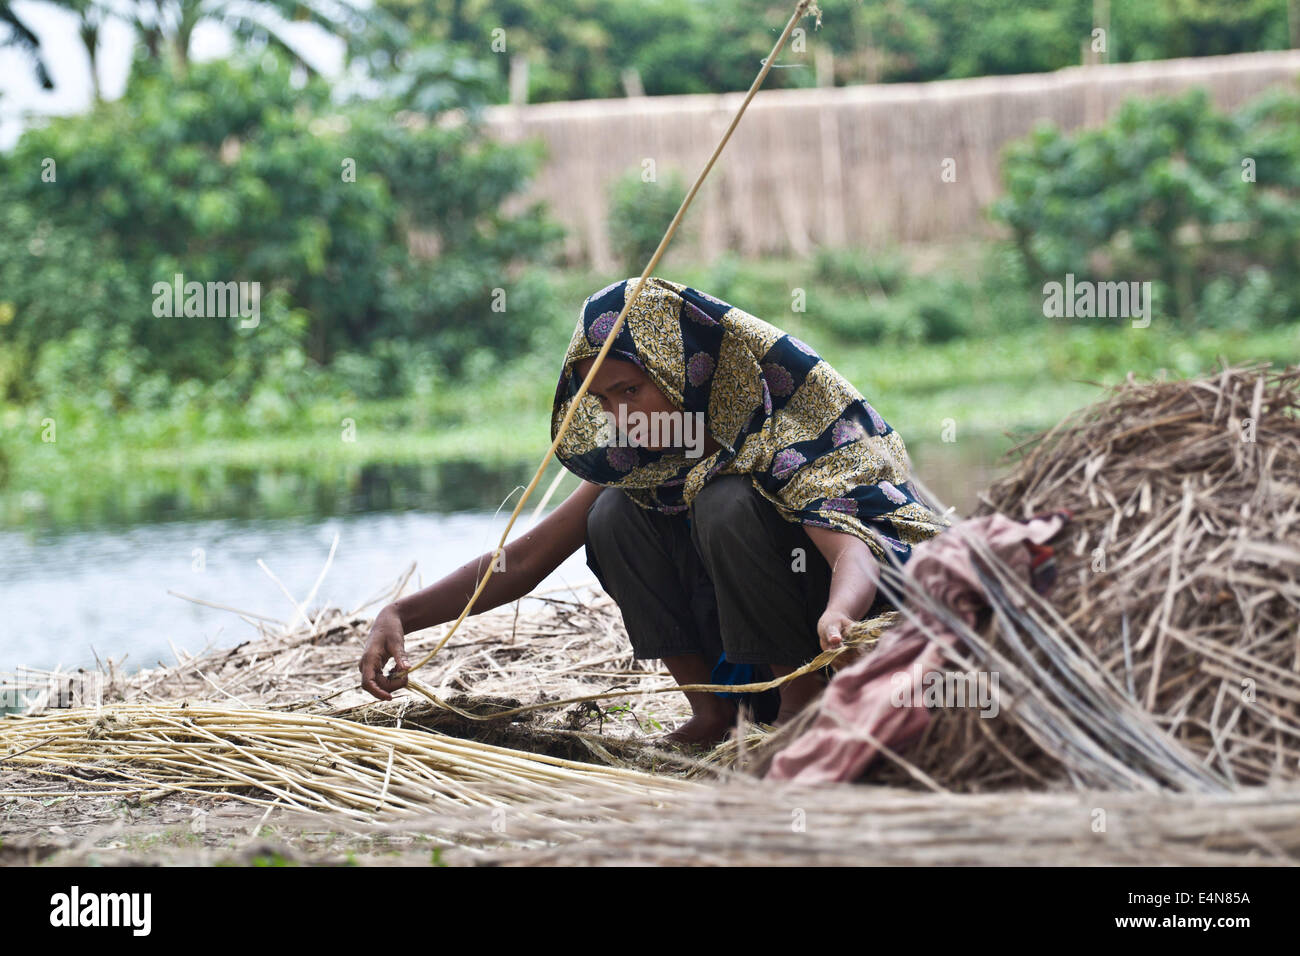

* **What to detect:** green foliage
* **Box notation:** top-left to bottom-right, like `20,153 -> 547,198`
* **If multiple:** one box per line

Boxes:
993,86 -> 1300,325
11,1 -> 1297,112
815,277 -> 975,344
0,53 -> 563,408
853,0 -> 1087,81
757,0 -> 1293,84
606,169 -> 688,276
373,44 -> 502,116
367,0 -> 1297,100
372,0 -> 791,102
1109,0 -> 1293,62
805,247 -> 989,344
812,246 -> 907,297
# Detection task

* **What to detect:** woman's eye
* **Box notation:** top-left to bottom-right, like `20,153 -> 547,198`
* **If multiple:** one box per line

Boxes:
625,386 -> 638,396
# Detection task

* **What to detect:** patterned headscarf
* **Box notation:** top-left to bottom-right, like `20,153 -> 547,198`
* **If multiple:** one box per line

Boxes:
551,277 -> 950,563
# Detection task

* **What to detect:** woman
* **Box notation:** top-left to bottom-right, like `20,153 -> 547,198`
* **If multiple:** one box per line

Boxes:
360,277 -> 949,747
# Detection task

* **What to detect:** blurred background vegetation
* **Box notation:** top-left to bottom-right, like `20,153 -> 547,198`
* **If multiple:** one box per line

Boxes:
1,0 -> 1299,530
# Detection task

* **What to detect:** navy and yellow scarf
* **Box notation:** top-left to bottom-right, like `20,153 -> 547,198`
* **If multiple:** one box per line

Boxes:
551,277 -> 949,563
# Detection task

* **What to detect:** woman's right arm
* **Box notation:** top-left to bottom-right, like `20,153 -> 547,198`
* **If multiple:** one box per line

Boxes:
359,480 -> 605,700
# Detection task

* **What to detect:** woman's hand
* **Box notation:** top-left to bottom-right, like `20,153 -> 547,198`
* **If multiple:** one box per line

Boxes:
359,605 -> 411,701
805,524 -> 881,664
817,607 -> 857,652
355,481 -> 603,700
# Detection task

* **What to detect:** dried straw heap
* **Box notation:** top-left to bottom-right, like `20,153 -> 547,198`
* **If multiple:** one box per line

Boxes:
827,364 -> 1300,793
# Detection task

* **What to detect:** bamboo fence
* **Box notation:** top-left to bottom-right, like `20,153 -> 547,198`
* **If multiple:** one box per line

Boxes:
480,50 -> 1300,266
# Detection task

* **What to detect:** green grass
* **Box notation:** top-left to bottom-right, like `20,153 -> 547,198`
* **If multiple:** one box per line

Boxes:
3,252 -> 1297,529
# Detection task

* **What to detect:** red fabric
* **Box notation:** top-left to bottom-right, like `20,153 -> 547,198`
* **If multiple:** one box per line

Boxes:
765,513 -> 1066,784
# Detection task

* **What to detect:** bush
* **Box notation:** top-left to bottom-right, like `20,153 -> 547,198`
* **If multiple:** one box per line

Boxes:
992,87 -> 1300,327
811,274 -> 975,345
812,245 -> 908,297
607,169 -> 688,276
0,52 -> 564,408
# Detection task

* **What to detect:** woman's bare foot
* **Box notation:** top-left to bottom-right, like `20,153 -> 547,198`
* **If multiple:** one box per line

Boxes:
661,702 -> 738,748
656,652 -> 739,749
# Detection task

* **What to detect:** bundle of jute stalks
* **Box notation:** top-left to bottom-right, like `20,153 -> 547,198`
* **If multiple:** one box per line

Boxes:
835,364 -> 1300,792
0,704 -> 695,820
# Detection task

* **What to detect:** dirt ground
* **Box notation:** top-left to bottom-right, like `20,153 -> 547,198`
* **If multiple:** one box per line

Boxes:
9,771 -> 1300,867
0,779 -> 380,867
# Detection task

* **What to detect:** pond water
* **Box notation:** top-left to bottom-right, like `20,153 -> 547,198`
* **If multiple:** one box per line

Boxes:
0,439 -> 1006,676
0,508 -> 598,675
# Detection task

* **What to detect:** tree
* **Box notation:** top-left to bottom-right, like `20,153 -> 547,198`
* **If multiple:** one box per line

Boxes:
2,0 -> 380,97
0,1 -> 55,88
992,87 -> 1300,325
0,53 -> 563,408
370,0 -> 807,103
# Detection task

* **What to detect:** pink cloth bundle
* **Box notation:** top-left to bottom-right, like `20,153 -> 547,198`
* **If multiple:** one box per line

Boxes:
766,513 -> 1066,784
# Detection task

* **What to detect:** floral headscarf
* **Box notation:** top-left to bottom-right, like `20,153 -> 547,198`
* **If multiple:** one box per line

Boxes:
551,277 -> 950,563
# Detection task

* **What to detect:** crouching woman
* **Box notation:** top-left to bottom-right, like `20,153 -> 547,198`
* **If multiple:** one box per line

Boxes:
360,277 -> 949,748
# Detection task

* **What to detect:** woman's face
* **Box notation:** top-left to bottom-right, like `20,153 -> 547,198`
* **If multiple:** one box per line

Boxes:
572,356 -> 721,458
574,356 -> 686,455
573,357 -> 680,450
577,356 -> 728,460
